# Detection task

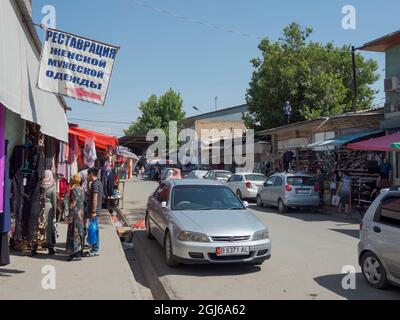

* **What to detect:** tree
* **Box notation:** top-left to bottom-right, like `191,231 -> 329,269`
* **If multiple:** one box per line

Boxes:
244,23 -> 380,130
124,89 -> 186,135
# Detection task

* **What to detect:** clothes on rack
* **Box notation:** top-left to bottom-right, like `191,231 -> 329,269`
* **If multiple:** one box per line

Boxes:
84,137 -> 97,168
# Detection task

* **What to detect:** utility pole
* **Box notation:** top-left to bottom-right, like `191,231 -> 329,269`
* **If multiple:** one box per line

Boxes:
351,46 -> 358,113
215,96 -> 218,111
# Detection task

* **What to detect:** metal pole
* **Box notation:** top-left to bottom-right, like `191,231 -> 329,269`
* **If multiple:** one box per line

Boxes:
352,46 -> 357,113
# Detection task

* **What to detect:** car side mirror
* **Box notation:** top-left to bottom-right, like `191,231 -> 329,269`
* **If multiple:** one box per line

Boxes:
243,201 -> 249,207
161,201 -> 168,209
263,182 -> 268,187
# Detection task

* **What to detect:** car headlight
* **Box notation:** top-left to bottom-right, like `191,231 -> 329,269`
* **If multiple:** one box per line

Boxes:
252,229 -> 269,241
178,231 -> 210,243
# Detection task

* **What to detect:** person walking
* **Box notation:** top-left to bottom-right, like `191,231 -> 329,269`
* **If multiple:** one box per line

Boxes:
316,168 -> 325,207
337,170 -> 352,219
140,166 -> 145,178
86,168 -> 103,256
43,170 -> 57,256
66,174 -> 85,261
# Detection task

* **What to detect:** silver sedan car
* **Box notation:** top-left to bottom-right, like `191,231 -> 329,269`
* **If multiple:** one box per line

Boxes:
257,173 -> 320,213
146,179 -> 271,267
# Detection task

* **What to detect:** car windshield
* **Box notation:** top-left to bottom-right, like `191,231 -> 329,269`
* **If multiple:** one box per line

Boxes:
215,172 -> 232,178
172,185 -> 244,211
245,174 -> 266,181
287,176 -> 314,186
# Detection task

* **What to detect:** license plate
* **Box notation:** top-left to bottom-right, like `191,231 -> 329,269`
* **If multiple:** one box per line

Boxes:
216,246 -> 250,256
296,189 -> 310,194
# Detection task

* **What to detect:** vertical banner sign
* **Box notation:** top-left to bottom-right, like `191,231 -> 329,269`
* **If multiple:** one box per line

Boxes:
38,28 -> 119,105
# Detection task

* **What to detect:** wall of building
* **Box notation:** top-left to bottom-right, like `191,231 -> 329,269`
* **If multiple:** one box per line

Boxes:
386,44 -> 400,116
385,45 -> 400,185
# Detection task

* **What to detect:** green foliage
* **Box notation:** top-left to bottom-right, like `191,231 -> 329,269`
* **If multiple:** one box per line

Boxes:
124,89 -> 186,136
245,23 -> 380,130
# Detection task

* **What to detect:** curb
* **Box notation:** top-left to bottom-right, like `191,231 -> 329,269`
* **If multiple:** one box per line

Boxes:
132,231 -> 178,300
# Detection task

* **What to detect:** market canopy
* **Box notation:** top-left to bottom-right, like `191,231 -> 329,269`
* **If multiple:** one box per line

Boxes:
347,133 -> 400,152
308,130 -> 383,149
116,146 -> 139,160
69,126 -> 118,150
0,1 -> 69,143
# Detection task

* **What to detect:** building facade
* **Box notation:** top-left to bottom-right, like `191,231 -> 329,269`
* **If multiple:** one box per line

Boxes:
361,31 -> 400,185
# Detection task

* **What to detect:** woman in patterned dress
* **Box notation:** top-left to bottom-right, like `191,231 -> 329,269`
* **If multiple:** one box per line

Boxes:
66,174 -> 85,261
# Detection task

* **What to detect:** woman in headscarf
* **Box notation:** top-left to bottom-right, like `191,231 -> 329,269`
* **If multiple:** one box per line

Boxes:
43,170 -> 57,255
66,174 -> 85,261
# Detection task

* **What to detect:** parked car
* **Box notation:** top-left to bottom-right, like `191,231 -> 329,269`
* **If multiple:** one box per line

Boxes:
145,179 -> 271,267
186,170 -> 208,179
203,170 -> 232,182
227,173 -> 267,200
256,173 -> 319,213
358,189 -> 400,289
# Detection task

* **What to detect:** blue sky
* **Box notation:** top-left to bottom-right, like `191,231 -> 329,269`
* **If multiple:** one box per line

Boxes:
32,0 -> 399,137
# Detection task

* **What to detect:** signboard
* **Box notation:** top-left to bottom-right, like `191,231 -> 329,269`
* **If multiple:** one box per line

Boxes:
38,28 -> 119,105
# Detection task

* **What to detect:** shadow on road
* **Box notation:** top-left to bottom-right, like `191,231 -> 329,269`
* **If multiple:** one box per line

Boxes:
329,228 -> 360,239
314,273 -> 400,300
135,230 -> 262,278
0,268 -> 25,277
249,204 -> 361,225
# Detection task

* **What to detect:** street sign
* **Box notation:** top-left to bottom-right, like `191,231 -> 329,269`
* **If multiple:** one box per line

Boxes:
38,28 -> 119,105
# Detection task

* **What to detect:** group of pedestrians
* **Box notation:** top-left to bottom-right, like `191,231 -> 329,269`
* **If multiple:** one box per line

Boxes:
42,167 -> 103,261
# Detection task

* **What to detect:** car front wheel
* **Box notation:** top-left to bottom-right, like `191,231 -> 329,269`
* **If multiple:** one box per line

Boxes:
164,231 -> 180,268
257,195 -> 263,207
361,252 -> 389,289
145,213 -> 155,240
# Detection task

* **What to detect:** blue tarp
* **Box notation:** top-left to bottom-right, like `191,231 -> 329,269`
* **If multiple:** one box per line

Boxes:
308,130 -> 384,149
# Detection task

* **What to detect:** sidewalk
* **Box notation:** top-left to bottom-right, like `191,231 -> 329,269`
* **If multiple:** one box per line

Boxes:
0,210 -> 144,300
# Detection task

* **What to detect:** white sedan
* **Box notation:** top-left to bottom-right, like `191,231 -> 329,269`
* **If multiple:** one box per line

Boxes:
226,173 -> 267,200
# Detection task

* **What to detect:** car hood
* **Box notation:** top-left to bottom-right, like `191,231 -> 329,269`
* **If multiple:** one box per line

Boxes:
172,209 -> 266,236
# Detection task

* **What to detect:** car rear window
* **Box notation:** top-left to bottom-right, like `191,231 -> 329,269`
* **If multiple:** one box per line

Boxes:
215,172 -> 232,178
245,174 -> 266,181
287,176 -> 314,186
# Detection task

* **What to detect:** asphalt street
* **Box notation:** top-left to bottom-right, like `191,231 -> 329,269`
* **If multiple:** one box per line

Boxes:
129,179 -> 400,300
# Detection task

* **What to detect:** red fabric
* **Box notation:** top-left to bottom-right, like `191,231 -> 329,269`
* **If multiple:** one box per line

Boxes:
132,219 -> 146,229
69,126 -> 118,151
347,133 -> 400,152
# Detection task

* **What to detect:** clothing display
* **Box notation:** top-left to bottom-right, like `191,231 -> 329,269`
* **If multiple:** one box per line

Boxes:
10,123 -> 45,247
84,137 -> 97,168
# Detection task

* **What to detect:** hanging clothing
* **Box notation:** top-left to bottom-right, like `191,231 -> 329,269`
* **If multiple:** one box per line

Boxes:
84,137 -> 97,168
0,233 -> 9,266
66,187 -> 84,256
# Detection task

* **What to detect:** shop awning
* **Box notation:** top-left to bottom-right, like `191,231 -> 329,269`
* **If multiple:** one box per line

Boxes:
308,130 -> 383,149
69,126 -> 118,150
391,142 -> 400,150
116,146 -> 139,160
0,0 -> 69,143
347,133 -> 400,152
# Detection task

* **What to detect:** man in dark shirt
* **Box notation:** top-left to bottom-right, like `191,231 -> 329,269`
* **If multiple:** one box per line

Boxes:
87,167 -> 103,256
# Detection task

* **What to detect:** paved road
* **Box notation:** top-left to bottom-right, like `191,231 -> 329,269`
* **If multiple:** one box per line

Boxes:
129,180 -> 400,300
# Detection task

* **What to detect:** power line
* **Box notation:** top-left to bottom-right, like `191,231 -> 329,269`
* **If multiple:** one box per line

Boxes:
131,0 -> 263,41
69,118 -> 132,125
